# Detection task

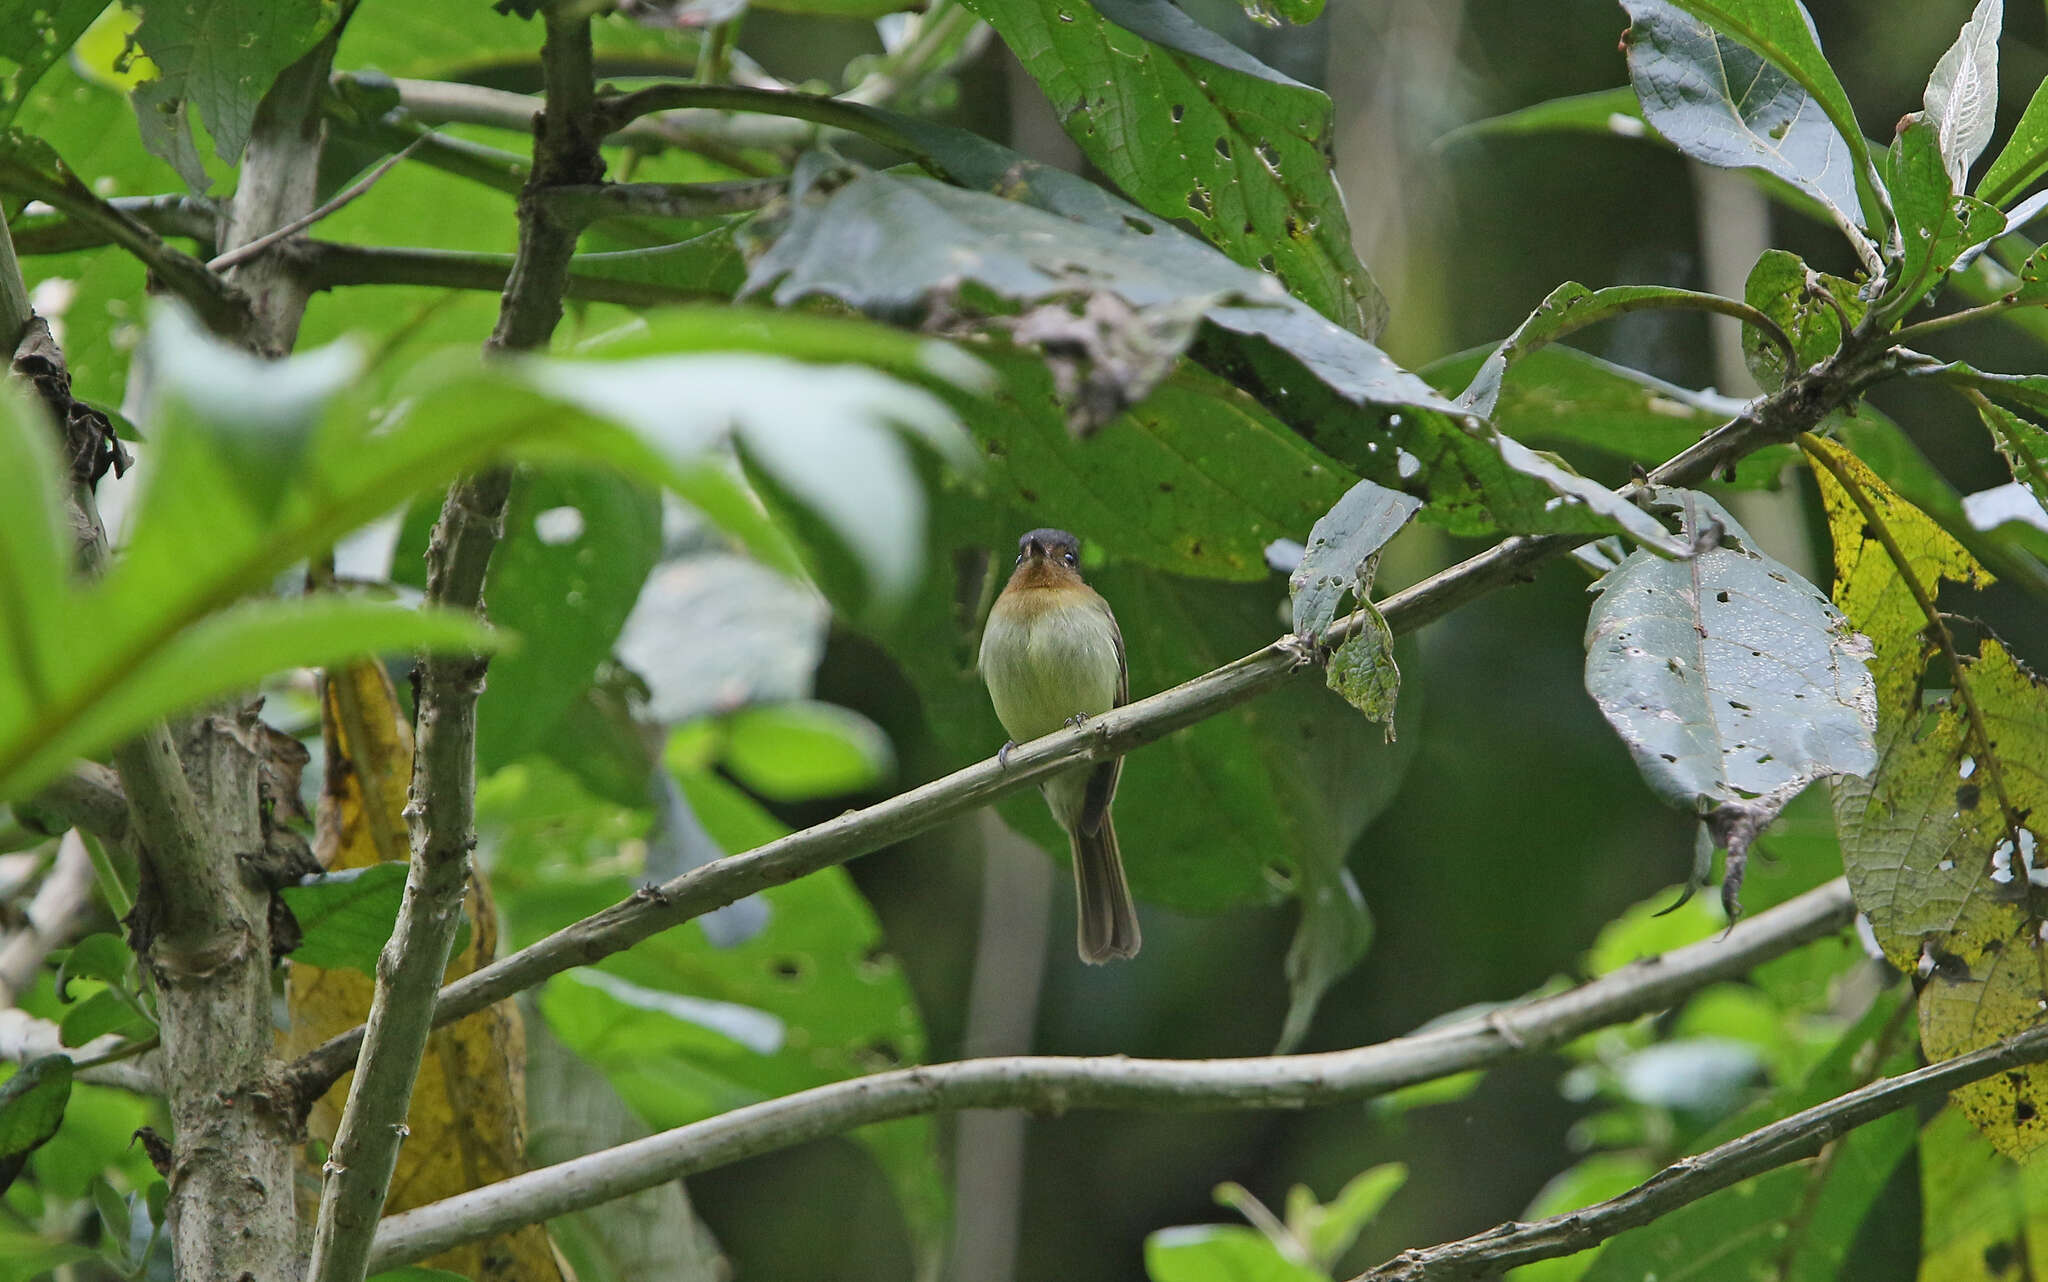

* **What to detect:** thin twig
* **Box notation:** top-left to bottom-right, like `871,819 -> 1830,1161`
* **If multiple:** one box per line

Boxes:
363,880 -> 1857,1269
284,343 -> 1895,1110
543,177 -> 784,225
301,6 -> 607,1281
207,137 -> 424,272
1356,1023 -> 2048,1281
286,239 -> 724,307
1893,297 -> 2048,346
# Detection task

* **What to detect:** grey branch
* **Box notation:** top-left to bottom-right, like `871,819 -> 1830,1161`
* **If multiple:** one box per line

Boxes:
302,7 -> 608,1282
0,1010 -> 161,1093
208,137 -> 424,273
365,879 -> 1855,1268
8,194 -> 216,256
27,763 -> 130,843
284,340 -> 1894,1110
1355,1021 -> 2048,1280
288,240 -> 723,307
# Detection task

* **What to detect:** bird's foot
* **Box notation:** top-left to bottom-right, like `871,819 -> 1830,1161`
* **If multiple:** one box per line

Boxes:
1063,712 -> 1091,729
997,740 -> 1018,768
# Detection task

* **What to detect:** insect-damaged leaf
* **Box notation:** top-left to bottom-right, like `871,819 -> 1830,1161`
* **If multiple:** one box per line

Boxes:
1808,438 -> 2048,1160
1287,479 -> 1420,735
1584,488 -> 1876,914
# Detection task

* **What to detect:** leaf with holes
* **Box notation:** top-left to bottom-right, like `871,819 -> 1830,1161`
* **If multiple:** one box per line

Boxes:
1584,488 -> 1876,913
956,0 -> 1385,337
1288,478 -> 1422,643
1620,0 -> 1874,260
130,0 -> 340,180
1809,438 -> 2048,1159
1923,0 -> 2002,193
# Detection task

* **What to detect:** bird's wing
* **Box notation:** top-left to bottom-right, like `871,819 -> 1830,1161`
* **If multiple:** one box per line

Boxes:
1078,595 -> 1125,837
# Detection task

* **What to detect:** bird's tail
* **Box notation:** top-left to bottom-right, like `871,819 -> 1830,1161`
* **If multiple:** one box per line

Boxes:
1071,817 -> 1141,963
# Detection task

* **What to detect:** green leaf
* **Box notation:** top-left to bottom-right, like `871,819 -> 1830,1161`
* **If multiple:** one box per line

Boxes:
283,864 -> 469,975
1145,1225 -> 1327,1282
1978,74 -> 2048,206
1322,601 -> 1400,731
1584,487 -> 1877,907
1740,249 -> 1864,390
130,0 -> 340,177
57,989 -> 152,1049
1881,116 -> 2005,318
55,934 -> 135,1001
1809,438 -> 2048,1159
1289,1164 -> 1407,1270
88,1175 -> 131,1267
366,1270 -> 475,1282
1922,0 -> 2003,191
1625,0 -> 1883,235
1915,1105 -> 2048,1282
1277,852 -> 1371,1055
476,468 -> 664,775
1288,480 -> 1423,643
1974,387 -> 2048,514
0,383 -> 70,736
1436,86 -> 1646,150
718,701 -> 894,802
1620,0 -> 1875,259
1579,992 -> 1915,1282
0,1056 -> 73,1196
959,0 -> 1386,337
0,0 -> 105,125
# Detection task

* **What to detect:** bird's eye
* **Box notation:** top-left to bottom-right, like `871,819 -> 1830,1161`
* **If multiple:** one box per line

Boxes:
1016,552 -> 1025,565
1063,552 -> 1078,566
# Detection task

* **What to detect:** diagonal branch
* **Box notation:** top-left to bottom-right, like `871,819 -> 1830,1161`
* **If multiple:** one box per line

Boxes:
302,6 -> 608,1281
1356,1021 -> 2048,1280
285,343 -> 1897,1110
363,879 -> 1856,1268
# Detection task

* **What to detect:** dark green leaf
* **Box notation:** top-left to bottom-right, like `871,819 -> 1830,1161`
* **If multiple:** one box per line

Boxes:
1323,601 -> 1400,732
0,0 -> 105,125
1584,488 -> 1876,903
477,468 -> 663,774
960,0 -> 1386,336
1974,393 -> 2048,515
88,1176 -> 131,1265
131,0 -> 339,175
1922,0 -> 2002,191
57,990 -> 151,1049
0,1056 -> 74,1196
1288,480 -> 1421,642
1620,0 -> 1874,260
1276,848 -> 1371,1053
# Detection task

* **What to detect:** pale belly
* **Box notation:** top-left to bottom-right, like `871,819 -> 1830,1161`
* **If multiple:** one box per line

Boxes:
979,597 -> 1121,746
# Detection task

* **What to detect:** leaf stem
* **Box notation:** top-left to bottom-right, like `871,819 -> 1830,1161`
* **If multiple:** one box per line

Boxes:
1892,298 -> 2048,346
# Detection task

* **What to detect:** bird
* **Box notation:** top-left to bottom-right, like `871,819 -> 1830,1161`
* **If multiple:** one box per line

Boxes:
979,527 -> 1141,963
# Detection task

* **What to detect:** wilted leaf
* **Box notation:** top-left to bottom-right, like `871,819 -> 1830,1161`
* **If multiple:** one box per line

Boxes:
1620,0 -> 1872,258
1585,490 -> 1878,900
282,662 -> 560,1282
1922,0 -> 2002,192
1809,438 -> 2048,1159
961,0 -> 1385,336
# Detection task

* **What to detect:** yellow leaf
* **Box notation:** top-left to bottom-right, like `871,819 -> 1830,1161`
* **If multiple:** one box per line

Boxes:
281,660 -> 563,1282
1809,437 -> 2048,1160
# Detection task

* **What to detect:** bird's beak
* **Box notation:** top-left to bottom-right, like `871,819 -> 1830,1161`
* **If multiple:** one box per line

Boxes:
1023,537 -> 1044,560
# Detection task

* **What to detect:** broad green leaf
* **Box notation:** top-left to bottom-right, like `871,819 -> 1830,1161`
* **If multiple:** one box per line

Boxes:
282,863 -> 471,975
1923,0 -> 2003,191
748,167 -> 1675,547
1916,1105 -> 2048,1282
1629,0 -> 1883,234
1741,249 -> 1863,390
1881,116 -> 2005,318
130,0 -> 339,179
56,988 -> 151,1049
0,383 -> 69,732
1277,849 -> 1372,1055
1578,991 -> 1916,1282
476,468 -> 663,775
1144,1225 -> 1326,1282
0,0 -> 104,124
1978,74 -> 2048,206
1809,438 -> 2048,1159
960,0 -> 1386,336
1620,0 -> 1874,259
1289,480 -> 1421,641
1584,487 -> 1876,909
0,1056 -> 73,1195
54,934 -> 135,1000
718,701 -> 893,802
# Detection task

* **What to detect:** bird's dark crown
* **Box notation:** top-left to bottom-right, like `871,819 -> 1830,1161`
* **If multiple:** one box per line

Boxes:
1018,528 -> 1081,561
